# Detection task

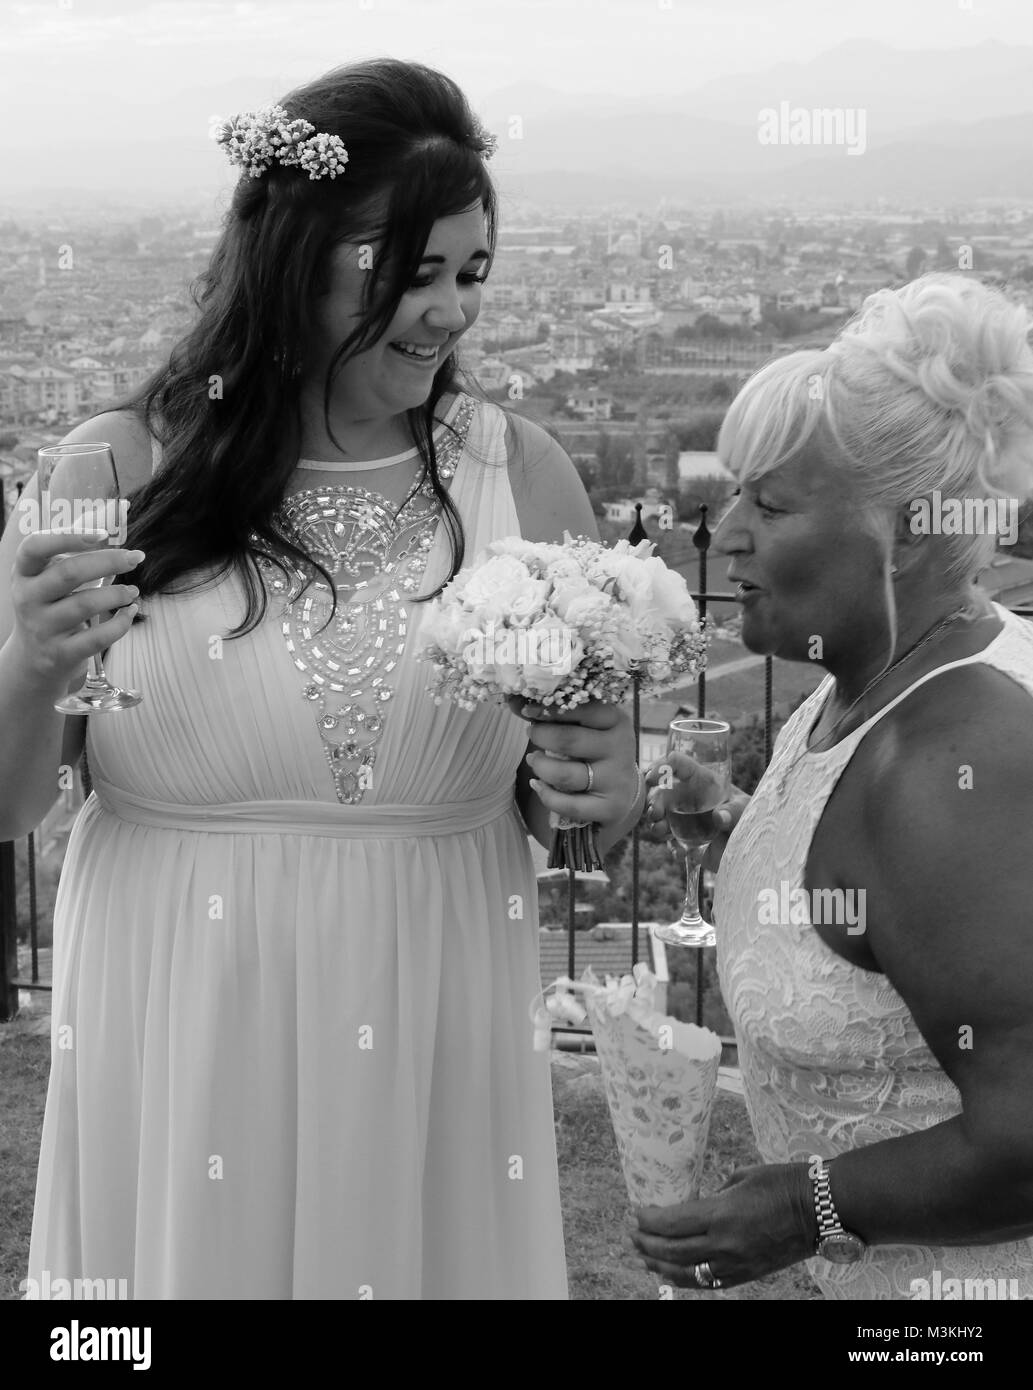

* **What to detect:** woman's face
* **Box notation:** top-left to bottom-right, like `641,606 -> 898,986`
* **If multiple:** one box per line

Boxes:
712,435 -> 886,663
307,201 -> 489,419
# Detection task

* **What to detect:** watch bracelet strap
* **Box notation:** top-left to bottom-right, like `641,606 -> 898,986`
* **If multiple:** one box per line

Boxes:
813,1160 -> 847,1237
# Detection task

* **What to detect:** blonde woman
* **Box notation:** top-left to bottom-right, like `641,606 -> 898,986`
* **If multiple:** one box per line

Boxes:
640,274 -> 1033,1299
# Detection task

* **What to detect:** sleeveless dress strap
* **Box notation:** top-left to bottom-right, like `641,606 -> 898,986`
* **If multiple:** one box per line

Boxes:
841,605 -> 1015,736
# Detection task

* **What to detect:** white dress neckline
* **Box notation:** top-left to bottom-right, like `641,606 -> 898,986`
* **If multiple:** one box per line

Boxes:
296,394 -> 462,472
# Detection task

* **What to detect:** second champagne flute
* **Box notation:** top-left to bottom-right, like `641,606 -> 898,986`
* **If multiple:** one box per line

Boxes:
654,718 -> 731,949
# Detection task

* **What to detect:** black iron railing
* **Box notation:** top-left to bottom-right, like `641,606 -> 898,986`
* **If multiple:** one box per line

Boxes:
1,487 -> 1032,1022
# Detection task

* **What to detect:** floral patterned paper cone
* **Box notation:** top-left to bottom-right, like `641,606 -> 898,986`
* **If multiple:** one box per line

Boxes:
582,967 -> 723,1208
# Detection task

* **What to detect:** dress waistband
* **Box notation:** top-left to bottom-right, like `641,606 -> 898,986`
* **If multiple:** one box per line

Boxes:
90,778 -> 516,839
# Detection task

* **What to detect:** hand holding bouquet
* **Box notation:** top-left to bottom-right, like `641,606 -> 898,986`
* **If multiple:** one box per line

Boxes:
420,532 -> 708,869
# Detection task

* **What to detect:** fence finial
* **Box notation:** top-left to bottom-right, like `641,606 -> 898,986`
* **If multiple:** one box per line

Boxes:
693,502 -> 711,552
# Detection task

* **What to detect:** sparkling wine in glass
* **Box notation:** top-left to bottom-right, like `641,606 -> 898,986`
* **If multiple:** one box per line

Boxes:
37,442 -> 142,714
654,718 -> 731,948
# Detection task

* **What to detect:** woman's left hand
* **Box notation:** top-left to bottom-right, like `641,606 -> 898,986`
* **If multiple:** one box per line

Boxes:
631,1163 -> 816,1290
512,698 -> 638,830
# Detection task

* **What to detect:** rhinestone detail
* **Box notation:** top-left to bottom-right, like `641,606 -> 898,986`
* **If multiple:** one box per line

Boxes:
257,396 -> 473,803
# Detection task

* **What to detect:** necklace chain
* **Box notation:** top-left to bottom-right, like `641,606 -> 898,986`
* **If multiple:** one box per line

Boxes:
775,604 -> 974,795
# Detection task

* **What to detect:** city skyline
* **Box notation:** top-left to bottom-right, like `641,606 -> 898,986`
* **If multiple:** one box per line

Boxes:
2,0 -> 1032,199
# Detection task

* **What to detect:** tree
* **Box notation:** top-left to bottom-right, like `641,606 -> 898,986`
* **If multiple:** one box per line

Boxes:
761,308 -> 803,338
905,245 -> 926,281
675,410 -> 726,452
660,427 -> 681,492
679,474 -> 735,526
595,432 -> 634,492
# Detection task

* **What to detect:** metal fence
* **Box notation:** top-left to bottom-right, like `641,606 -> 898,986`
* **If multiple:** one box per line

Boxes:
1,492 -> 1031,1023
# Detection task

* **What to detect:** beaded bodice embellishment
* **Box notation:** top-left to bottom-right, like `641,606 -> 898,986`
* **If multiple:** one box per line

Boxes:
258,396 -> 474,803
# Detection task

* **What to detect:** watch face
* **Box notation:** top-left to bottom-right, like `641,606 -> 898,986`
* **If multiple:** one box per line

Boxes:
819,1233 -> 866,1264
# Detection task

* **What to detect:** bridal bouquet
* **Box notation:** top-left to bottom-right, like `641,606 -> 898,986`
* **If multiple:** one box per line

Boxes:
419,532 -> 708,869
532,965 -> 723,1207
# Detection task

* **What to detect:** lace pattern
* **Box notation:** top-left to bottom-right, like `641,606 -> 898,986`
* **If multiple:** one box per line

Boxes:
713,608 -> 1033,1298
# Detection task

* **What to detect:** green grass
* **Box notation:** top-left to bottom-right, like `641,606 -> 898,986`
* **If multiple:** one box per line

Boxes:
675,658 -> 827,724
554,1064 -> 821,1300
0,1020 -> 50,1302
0,1022 -> 820,1301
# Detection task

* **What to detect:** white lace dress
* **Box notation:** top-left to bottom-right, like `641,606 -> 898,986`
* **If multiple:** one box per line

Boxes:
713,605 -> 1033,1299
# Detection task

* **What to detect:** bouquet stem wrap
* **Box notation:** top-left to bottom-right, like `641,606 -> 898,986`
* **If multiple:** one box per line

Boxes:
534,965 -> 722,1207
546,816 -> 603,873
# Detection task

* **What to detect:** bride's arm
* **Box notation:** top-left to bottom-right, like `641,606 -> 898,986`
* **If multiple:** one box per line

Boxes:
502,412 -> 643,848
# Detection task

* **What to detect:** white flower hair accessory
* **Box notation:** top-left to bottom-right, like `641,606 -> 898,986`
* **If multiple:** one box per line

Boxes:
474,123 -> 499,159
216,104 -> 349,181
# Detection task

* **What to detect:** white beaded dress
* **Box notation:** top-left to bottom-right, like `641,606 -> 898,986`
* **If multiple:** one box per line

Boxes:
713,605 -> 1033,1299
27,390 -> 569,1300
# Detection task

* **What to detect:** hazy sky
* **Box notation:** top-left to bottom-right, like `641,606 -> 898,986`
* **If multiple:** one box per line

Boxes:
1,0 -> 1030,194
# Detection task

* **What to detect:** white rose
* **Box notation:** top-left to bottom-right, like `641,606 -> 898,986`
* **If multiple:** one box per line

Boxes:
461,554 -> 548,627
642,557 -> 697,626
460,621 -> 520,687
422,602 -> 480,657
543,552 -> 584,582
520,616 -> 585,696
610,555 -> 654,610
605,614 -> 649,668
550,574 -> 594,620
508,577 -> 552,626
487,536 -> 552,569
562,589 -> 614,627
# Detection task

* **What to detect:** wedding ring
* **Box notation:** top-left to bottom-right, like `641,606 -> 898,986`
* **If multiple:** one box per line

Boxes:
583,761 -> 594,794
694,1261 -> 717,1288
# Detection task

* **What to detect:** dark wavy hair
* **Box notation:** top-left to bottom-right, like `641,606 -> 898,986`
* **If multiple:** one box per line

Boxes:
121,58 -> 498,635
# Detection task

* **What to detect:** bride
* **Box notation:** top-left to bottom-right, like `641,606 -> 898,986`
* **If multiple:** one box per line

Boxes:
0,58 -> 642,1299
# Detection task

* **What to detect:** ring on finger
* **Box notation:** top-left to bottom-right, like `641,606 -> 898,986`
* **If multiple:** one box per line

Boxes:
583,761 -> 594,794
694,1261 -> 718,1288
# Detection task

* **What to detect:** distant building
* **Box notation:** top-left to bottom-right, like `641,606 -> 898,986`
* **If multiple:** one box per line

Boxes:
679,451 -> 734,484
566,388 -> 612,422
602,497 -> 671,528
638,699 -> 695,766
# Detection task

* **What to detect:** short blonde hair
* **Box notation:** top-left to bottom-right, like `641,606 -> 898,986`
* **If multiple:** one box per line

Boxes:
717,274 -> 1033,580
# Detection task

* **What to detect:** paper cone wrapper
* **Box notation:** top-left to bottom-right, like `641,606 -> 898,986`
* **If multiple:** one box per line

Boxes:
582,968 -> 722,1208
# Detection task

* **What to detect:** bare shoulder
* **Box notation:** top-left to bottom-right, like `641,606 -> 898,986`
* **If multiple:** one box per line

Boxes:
501,408 -> 598,544
877,659 -> 1033,776
61,409 -> 155,496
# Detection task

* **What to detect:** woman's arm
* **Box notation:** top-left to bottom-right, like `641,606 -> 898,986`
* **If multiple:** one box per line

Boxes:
634,670 -> 1033,1286
822,671 -> 1033,1244
503,412 -> 643,848
0,412 -> 151,839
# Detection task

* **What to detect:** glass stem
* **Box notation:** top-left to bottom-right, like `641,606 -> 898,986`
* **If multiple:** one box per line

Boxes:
85,616 -> 110,685
680,847 -> 706,926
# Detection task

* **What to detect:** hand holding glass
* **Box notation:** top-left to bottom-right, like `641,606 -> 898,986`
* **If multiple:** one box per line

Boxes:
36,443 -> 142,714
654,719 -> 731,948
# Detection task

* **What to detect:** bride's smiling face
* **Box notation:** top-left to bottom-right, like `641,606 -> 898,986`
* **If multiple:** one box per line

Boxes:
306,202 -> 489,418
712,439 -> 886,663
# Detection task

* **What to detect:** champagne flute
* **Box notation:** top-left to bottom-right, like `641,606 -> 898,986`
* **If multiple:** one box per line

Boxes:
37,442 -> 142,714
653,718 -> 731,948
